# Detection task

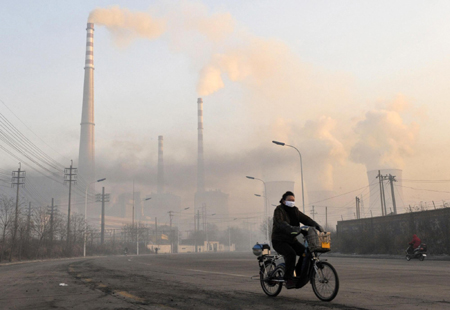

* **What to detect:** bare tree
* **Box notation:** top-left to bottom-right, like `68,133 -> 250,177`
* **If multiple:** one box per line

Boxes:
32,205 -> 50,259
0,196 -> 14,262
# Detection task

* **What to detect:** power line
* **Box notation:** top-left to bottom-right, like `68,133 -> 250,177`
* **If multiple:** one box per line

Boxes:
397,184 -> 450,194
0,99 -> 70,163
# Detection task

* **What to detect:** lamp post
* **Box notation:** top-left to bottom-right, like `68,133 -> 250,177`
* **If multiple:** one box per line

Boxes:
84,178 -> 106,257
272,141 -> 305,213
136,197 -> 151,255
246,176 -> 269,242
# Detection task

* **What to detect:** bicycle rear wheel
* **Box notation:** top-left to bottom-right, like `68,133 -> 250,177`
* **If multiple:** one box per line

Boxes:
260,262 -> 284,297
310,261 -> 339,301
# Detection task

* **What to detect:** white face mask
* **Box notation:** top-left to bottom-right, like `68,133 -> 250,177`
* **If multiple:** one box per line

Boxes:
284,201 -> 295,208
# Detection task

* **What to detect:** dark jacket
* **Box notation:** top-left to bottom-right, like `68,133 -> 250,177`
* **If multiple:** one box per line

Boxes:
271,204 -> 318,243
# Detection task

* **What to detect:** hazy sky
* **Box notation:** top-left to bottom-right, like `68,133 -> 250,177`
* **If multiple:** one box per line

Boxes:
1,0 -> 450,226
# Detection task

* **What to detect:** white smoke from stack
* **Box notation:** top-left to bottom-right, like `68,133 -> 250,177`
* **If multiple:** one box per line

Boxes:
87,4 -> 304,100
88,6 -> 166,46
197,37 -> 297,96
350,94 -> 420,170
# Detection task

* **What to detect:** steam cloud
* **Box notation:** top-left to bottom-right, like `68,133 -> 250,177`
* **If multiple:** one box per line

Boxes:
350,95 -> 420,170
87,3 -> 421,217
88,4 -> 303,98
272,116 -> 346,191
88,7 -> 166,46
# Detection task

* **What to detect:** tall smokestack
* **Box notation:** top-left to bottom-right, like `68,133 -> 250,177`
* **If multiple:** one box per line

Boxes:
157,135 -> 164,194
197,98 -> 205,192
78,23 -> 96,208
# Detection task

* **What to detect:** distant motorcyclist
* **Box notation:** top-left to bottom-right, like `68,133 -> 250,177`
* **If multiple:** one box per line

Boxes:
408,234 -> 421,253
271,191 -> 324,289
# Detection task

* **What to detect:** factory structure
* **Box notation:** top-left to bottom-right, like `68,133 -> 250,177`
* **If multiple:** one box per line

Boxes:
75,21 -> 403,246
76,23 -> 228,237
194,98 -> 229,227
146,135 -> 182,226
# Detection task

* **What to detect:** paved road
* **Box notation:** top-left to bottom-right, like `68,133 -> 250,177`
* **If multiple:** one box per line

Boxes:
1,252 -> 449,310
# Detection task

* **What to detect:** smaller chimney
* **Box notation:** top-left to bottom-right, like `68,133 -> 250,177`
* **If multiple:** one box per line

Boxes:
157,135 -> 164,194
197,98 -> 205,192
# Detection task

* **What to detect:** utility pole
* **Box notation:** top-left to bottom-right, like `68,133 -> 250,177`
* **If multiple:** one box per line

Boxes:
377,171 -> 384,216
202,204 -> 206,232
310,205 -> 317,220
47,198 -> 57,245
197,210 -> 201,232
325,206 -> 328,231
356,197 -> 360,219
228,225 -> 231,249
155,217 -> 158,250
96,188 -> 110,245
10,163 -> 25,261
64,160 -> 77,250
132,179 -> 135,226
195,210 -> 200,253
112,229 -> 115,248
381,176 -> 388,215
26,202 -> 31,240
360,195 -> 365,218
388,174 -> 397,214
168,211 -> 174,253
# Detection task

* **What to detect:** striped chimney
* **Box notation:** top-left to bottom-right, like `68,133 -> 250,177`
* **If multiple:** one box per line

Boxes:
78,22 -> 96,214
157,135 -> 164,194
197,98 -> 205,192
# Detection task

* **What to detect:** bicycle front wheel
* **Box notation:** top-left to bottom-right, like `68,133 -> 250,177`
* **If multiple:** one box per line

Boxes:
260,262 -> 284,297
310,261 -> 339,302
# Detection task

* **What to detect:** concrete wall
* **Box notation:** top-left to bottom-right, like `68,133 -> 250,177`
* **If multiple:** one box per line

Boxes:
336,208 -> 450,255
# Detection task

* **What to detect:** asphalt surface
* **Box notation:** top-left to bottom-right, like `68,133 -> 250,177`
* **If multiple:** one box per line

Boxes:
1,252 -> 449,310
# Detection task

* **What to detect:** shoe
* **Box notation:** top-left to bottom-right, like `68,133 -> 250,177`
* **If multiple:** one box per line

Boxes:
284,278 -> 297,289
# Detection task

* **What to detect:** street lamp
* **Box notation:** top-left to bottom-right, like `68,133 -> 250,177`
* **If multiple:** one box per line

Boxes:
84,178 -> 106,257
136,197 -> 151,255
246,176 -> 269,242
272,140 -> 305,213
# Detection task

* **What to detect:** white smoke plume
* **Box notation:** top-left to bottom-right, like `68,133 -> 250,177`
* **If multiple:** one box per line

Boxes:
88,3 -> 308,101
88,6 -> 166,46
350,94 -> 420,170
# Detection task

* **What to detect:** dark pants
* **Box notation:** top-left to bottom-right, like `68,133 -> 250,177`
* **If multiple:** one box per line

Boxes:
272,240 -> 305,280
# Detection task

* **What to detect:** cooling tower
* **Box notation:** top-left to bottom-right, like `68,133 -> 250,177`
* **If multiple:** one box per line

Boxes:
367,169 -> 403,217
197,98 -> 205,192
157,135 -> 164,194
78,23 -> 96,215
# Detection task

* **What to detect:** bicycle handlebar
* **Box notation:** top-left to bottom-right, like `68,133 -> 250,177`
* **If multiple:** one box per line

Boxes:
290,225 -> 328,236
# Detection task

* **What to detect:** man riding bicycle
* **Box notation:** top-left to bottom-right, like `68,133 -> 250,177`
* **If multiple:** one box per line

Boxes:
272,191 -> 324,289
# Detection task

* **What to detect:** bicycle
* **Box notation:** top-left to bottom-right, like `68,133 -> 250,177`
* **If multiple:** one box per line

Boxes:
254,226 -> 339,301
